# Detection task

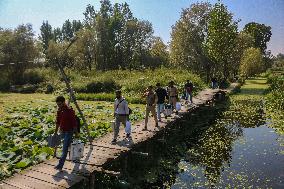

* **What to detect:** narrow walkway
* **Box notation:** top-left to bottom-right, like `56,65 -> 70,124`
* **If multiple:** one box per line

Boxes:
0,85 -> 237,189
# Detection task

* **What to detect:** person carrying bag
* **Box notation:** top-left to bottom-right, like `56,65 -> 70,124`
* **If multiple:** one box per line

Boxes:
53,96 -> 79,171
112,90 -> 131,144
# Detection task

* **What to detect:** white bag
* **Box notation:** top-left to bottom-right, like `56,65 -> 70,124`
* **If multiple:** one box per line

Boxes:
176,102 -> 181,111
70,140 -> 84,161
125,121 -> 131,134
164,104 -> 172,116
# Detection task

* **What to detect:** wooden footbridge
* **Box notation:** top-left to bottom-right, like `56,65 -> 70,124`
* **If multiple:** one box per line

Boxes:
0,85 -> 237,189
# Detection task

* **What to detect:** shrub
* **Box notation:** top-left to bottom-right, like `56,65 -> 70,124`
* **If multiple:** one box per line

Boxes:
23,70 -> 45,84
76,93 -> 145,104
0,78 -> 10,91
10,84 -> 38,93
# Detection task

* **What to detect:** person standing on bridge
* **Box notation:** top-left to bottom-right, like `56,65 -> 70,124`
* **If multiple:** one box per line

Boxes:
168,81 -> 179,114
184,80 -> 194,104
112,90 -> 130,144
155,83 -> 168,122
54,96 -> 79,171
143,85 -> 159,130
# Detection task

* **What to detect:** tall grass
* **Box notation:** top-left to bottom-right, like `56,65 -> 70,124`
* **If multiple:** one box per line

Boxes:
38,67 -> 206,99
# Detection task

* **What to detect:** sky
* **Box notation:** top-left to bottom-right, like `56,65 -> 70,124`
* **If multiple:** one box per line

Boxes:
0,0 -> 283,55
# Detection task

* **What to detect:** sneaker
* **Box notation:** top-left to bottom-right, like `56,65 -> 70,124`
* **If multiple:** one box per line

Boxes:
158,119 -> 162,122
111,139 -> 117,144
126,133 -> 131,138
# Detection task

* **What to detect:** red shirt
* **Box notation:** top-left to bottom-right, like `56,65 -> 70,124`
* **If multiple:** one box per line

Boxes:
56,105 -> 77,132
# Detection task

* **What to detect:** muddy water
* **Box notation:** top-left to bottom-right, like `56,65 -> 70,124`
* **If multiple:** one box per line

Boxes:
100,97 -> 284,189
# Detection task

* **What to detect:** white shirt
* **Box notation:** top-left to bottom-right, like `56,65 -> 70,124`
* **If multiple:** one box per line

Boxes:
114,97 -> 129,115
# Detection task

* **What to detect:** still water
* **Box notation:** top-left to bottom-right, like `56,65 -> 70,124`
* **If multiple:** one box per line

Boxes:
102,96 -> 284,189
172,125 -> 284,188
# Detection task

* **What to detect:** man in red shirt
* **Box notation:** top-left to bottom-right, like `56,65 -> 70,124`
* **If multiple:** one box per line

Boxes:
54,96 -> 79,171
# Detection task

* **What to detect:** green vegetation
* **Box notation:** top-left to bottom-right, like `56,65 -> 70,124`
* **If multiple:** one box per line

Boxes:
0,93 -> 144,180
265,71 -> 284,136
0,0 -> 281,185
240,48 -> 265,77
0,1 -> 275,94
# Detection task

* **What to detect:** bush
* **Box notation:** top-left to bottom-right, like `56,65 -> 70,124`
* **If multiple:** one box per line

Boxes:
76,93 -> 145,104
0,78 -> 10,91
74,80 -> 120,93
10,84 -> 38,93
23,70 -> 45,84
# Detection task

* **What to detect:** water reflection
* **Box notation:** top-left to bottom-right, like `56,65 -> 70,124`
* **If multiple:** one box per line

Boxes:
100,96 -> 283,189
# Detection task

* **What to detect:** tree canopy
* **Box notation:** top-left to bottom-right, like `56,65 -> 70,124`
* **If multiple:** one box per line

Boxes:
243,22 -> 272,54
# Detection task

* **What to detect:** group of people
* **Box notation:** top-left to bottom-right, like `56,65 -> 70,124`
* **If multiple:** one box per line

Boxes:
112,80 -> 194,144
53,80 -> 194,171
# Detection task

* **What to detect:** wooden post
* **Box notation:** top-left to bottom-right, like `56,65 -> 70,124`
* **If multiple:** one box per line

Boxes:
56,38 -> 92,143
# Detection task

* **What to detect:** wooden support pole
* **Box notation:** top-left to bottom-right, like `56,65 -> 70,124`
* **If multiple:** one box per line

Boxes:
56,37 -> 92,143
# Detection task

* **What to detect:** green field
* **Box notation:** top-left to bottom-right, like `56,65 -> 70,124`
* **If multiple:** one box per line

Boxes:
0,93 -> 145,180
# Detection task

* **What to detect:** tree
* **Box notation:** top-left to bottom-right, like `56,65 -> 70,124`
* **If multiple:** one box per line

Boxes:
53,27 -> 62,43
69,28 -> 97,70
240,47 -> 264,77
46,40 -> 74,68
149,37 -> 169,67
40,21 -> 53,54
169,2 -> 212,81
273,53 -> 284,68
83,4 -> 96,27
205,2 -> 238,80
243,22 -> 272,54
0,24 -> 39,84
229,32 -> 254,77
62,19 -> 73,41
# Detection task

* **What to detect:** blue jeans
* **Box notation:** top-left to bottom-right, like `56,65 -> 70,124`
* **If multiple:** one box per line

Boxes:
57,132 -> 73,169
156,103 -> 164,120
186,92 -> 193,103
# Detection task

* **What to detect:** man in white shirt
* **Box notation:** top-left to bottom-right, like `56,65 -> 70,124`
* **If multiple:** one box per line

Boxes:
112,90 -> 130,144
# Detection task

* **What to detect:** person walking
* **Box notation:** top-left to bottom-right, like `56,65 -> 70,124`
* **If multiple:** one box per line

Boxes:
168,81 -> 179,113
54,96 -> 79,171
155,83 -> 168,122
143,86 -> 158,130
211,77 -> 218,89
112,90 -> 130,144
184,80 -> 193,104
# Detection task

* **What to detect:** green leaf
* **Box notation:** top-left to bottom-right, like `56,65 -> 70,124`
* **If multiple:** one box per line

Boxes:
15,158 -> 31,168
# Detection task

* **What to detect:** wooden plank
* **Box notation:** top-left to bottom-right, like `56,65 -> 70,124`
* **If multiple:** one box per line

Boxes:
43,158 -> 96,176
0,85 -> 236,189
1,181 -> 31,189
91,142 -> 130,151
83,146 -> 122,156
4,174 -> 64,189
22,170 -> 76,188
0,183 -> 22,189
30,163 -> 85,183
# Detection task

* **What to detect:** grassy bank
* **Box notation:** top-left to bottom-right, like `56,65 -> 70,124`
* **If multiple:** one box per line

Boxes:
14,67 -> 206,101
265,70 -> 284,137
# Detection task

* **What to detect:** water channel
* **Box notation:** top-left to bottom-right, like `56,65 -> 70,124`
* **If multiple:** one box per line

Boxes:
93,88 -> 284,189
